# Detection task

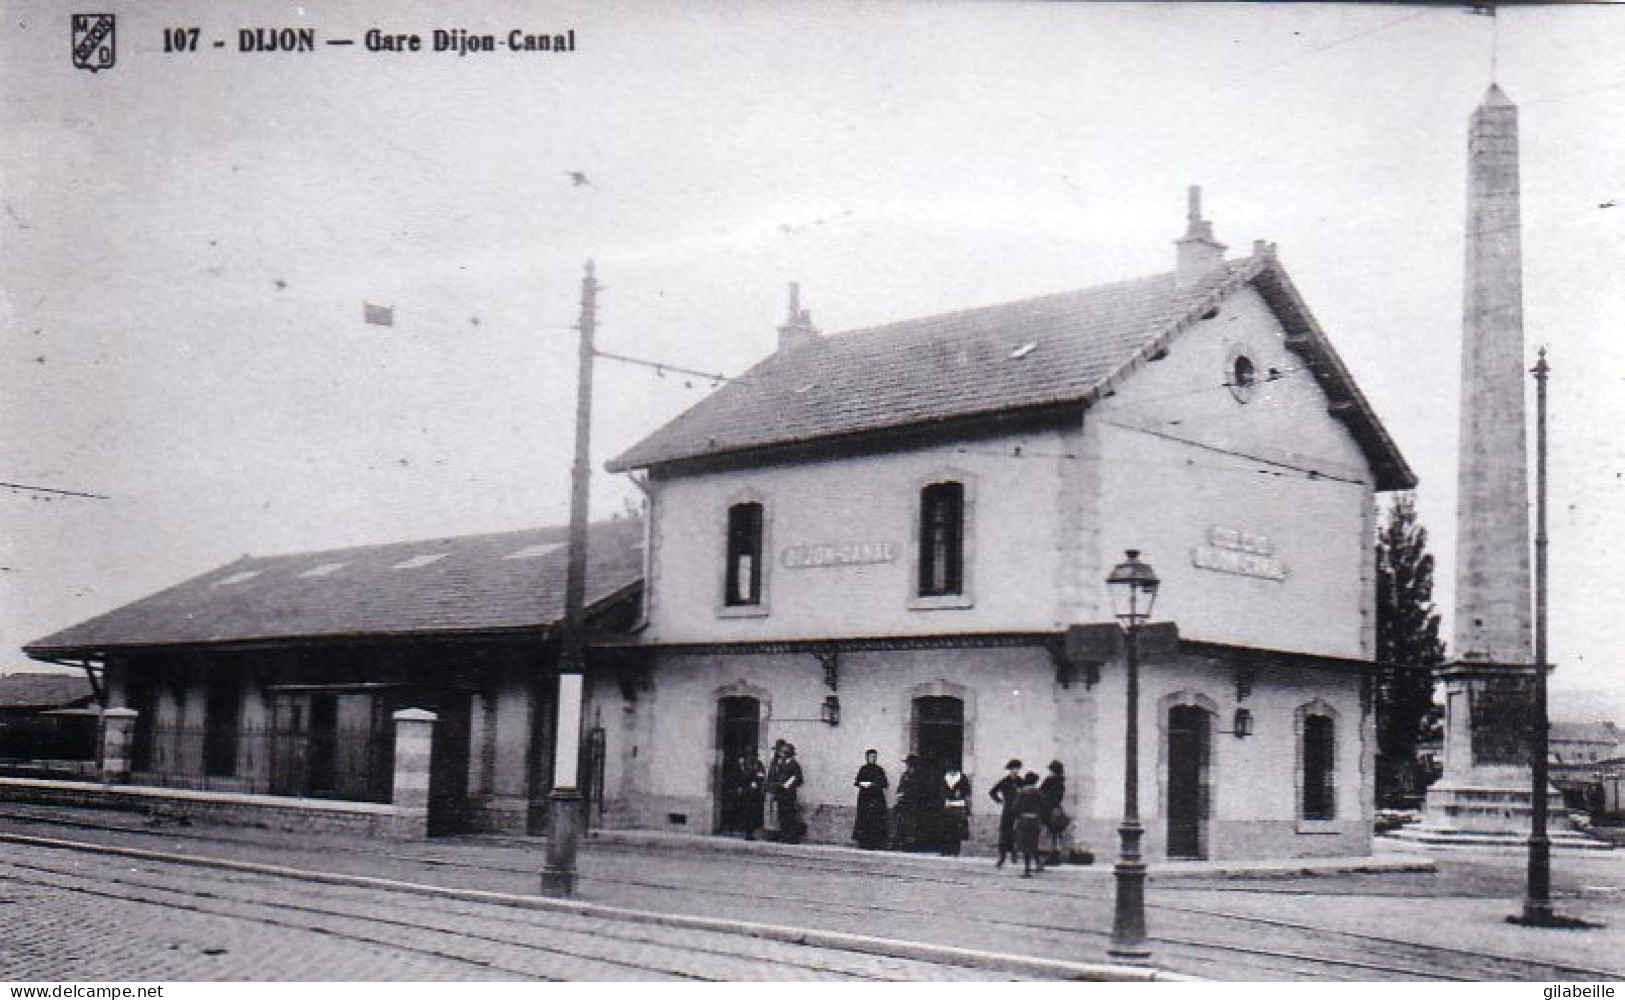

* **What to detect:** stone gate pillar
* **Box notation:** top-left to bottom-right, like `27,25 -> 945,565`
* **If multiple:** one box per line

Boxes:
100,708 -> 138,785
391,708 -> 437,840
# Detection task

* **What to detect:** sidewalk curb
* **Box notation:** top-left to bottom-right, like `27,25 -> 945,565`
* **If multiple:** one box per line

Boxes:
566,828 -> 1438,878
1,831 -> 1182,982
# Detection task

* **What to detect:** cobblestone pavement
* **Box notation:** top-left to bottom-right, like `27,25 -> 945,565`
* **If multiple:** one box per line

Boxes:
0,841 -> 1019,982
2,805 -> 1623,981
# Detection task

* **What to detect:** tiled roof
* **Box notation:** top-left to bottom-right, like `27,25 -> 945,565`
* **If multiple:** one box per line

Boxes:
608,256 -> 1416,492
25,518 -> 645,657
0,672 -> 96,709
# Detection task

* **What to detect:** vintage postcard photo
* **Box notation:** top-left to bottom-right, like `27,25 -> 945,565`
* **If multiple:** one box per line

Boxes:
2,0 -> 1623,985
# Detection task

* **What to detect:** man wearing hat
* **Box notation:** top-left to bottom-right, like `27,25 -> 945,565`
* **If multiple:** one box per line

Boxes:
764,740 -> 789,838
989,758 -> 1024,867
773,743 -> 805,843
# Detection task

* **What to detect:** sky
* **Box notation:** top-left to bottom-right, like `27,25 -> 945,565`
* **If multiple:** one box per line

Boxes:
2,2 -> 1622,718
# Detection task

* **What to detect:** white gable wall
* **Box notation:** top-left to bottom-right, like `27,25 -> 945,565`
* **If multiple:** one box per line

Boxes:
1094,286 -> 1377,661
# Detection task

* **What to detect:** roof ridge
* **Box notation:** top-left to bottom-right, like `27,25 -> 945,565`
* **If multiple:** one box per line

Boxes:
820,269 -> 1181,344
241,516 -> 642,566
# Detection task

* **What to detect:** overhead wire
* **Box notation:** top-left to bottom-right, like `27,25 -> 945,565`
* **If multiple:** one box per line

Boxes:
2,481 -> 110,500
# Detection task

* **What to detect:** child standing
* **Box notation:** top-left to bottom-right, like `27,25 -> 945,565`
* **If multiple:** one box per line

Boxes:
1013,771 -> 1046,877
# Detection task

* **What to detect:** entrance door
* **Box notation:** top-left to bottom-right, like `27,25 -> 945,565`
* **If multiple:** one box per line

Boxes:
1166,705 -> 1211,859
714,697 -> 760,833
913,696 -> 964,773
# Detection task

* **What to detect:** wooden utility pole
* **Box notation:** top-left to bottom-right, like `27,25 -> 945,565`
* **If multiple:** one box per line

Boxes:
540,261 -> 597,897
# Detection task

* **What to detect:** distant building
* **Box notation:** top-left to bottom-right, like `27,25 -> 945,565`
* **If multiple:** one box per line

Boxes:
1550,721 -> 1621,768
1549,721 -> 1623,815
0,671 -> 99,775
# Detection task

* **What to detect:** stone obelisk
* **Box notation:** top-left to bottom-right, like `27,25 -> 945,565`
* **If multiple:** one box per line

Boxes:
1419,85 -> 1564,841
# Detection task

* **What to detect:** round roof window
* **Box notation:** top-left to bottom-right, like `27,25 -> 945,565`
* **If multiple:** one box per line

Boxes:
1228,349 -> 1258,403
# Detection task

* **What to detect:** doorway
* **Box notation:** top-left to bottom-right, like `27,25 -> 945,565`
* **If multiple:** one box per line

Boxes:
912,695 -> 965,773
1166,704 -> 1212,859
714,696 -> 761,833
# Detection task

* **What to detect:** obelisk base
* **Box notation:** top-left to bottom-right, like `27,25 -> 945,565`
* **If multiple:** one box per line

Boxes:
1389,778 -> 1606,850
1390,662 -> 1607,850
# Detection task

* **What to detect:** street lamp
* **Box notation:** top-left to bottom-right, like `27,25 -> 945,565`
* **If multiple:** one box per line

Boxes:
1508,349 -> 1592,929
1106,549 -> 1158,965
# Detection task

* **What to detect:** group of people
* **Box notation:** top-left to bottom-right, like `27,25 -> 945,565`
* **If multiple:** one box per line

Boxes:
720,740 -> 807,843
989,759 -> 1069,876
852,749 -> 975,855
724,743 -> 1071,869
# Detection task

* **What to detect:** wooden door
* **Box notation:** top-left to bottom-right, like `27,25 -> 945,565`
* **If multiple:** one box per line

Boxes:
1166,705 -> 1211,859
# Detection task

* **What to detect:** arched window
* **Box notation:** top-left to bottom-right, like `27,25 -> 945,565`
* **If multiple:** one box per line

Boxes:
918,482 -> 964,597
1301,712 -> 1336,821
724,502 -> 764,606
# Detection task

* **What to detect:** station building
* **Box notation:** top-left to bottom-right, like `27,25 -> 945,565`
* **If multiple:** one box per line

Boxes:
593,192 -> 1415,860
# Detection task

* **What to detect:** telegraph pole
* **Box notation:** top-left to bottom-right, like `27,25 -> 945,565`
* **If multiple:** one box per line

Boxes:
540,261 -> 597,897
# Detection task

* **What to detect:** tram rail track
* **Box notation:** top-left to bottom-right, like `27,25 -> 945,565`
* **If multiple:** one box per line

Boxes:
1,805 -> 1617,982
2,849 -> 994,982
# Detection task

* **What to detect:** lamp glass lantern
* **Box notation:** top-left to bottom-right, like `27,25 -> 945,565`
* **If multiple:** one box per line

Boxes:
1106,549 -> 1160,627
820,694 -> 841,727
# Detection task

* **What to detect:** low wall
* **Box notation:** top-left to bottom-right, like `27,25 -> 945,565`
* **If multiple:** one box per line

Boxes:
0,777 -> 401,838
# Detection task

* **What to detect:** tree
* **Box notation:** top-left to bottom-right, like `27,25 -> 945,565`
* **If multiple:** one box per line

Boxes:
1374,494 -> 1447,809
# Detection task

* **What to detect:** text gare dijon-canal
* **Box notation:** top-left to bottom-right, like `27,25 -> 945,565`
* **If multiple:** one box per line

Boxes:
163,27 -> 576,56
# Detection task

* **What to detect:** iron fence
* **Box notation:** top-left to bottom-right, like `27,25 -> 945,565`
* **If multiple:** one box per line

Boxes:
133,722 -> 393,803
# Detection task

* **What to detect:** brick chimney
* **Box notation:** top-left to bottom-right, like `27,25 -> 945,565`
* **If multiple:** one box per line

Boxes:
777,282 -> 819,353
1175,185 -> 1227,289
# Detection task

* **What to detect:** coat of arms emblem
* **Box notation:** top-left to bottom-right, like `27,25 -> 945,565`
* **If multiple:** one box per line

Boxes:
71,14 -> 116,72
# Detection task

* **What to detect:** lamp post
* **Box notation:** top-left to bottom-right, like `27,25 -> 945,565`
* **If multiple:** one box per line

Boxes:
1522,346 -> 1552,925
1106,549 -> 1159,965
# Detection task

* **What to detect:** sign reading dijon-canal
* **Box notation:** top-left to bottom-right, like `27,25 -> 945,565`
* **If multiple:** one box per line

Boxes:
781,542 -> 897,570
1190,526 -> 1289,581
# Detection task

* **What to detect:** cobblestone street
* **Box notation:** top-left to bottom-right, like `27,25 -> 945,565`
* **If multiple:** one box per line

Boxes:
2,806 -> 1623,981
0,840 -> 1017,982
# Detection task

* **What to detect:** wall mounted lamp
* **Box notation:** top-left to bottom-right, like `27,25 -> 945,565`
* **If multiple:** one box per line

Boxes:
820,695 -> 841,727
1227,707 -> 1254,739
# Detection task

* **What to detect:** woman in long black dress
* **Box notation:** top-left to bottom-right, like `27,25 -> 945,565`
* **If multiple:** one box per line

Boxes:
774,744 -> 806,843
851,749 -> 890,849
